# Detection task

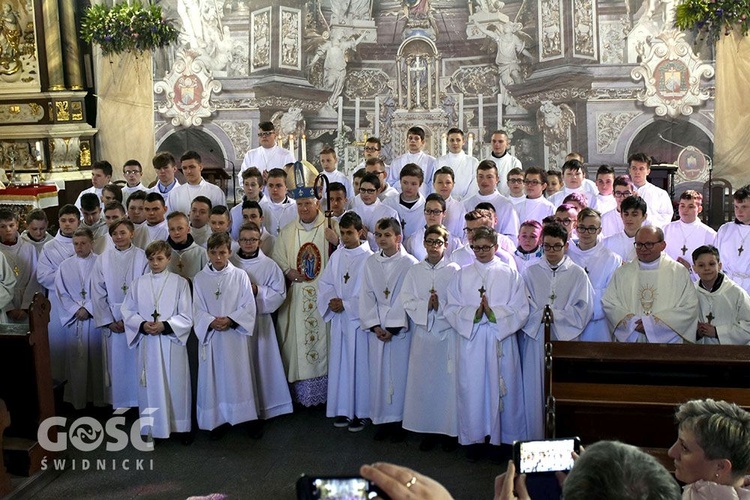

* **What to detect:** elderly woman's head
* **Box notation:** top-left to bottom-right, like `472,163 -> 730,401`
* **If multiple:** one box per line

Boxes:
668,399 -> 750,486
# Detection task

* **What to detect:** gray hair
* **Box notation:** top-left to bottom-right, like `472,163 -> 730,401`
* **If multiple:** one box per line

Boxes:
675,399 -> 750,479
563,441 -> 681,500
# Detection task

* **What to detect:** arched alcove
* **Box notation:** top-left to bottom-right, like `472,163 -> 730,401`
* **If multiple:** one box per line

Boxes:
626,119 -> 713,165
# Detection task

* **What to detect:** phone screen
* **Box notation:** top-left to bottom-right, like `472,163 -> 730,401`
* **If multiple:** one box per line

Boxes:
517,438 -> 577,474
309,477 -> 377,500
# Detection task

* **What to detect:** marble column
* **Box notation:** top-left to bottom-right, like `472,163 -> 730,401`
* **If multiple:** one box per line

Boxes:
41,0 -> 66,90
58,0 -> 85,90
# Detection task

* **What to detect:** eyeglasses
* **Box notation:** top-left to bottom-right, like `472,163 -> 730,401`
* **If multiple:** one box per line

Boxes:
364,147 -> 380,152
577,225 -> 601,234
258,131 -> 274,137
470,244 -> 495,252
424,209 -> 444,215
523,179 -> 542,186
543,243 -> 565,252
424,239 -> 445,247
124,170 -> 141,175
553,218 -> 574,226
614,191 -> 633,198
359,188 -> 377,194
508,178 -> 524,184
239,237 -> 261,243
634,241 -> 662,250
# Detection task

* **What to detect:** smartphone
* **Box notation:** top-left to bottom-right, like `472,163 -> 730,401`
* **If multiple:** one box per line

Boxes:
296,475 -> 390,500
513,437 -> 581,474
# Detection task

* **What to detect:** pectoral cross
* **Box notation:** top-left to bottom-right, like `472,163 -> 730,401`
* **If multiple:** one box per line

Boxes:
478,285 -> 486,297
739,245 -> 745,256
681,244 -> 688,256
429,287 -> 436,294
177,257 -> 184,272
80,288 -> 87,299
215,288 -> 221,299
121,283 -> 128,295
383,287 -> 390,299
152,309 -> 160,322
343,272 -> 350,283
549,292 -> 557,304
706,312 -> 714,324
12,265 -> 18,276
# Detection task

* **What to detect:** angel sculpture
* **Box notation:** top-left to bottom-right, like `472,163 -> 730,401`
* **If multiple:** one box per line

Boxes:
306,30 -> 366,109
474,20 -> 533,86
270,107 -> 306,142
536,101 -> 576,158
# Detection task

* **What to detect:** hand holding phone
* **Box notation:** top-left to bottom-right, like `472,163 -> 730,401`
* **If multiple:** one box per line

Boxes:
512,437 -> 581,474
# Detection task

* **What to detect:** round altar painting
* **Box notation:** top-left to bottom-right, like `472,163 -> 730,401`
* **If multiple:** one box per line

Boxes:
297,242 -> 322,280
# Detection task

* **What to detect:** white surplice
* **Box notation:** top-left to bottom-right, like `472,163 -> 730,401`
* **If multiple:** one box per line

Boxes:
404,226 -> 461,262
516,197 -> 555,224
695,275 -> 750,345
521,256 -> 594,439
91,245 -> 148,408
193,262 -> 258,429
350,196 -> 400,251
633,181 -> 674,228
383,194 -> 427,240
55,253 -> 106,410
602,255 -> 699,343
359,246 -> 418,424
231,249 -> 293,419
133,220 -> 169,250
714,221 -> 750,294
37,232 -> 76,382
21,230 -> 53,256
387,151 -> 437,197
402,257 -> 460,436
239,145 -> 295,183
0,236 -> 40,312
548,184 -> 598,208
450,243 -> 518,271
603,232 -> 636,262
317,241 -> 373,419
436,151 -> 478,200
663,219 -> 716,269
462,191 -> 520,244
567,242 -> 622,341
0,252 -> 15,322
591,193 -> 616,215
168,179 -> 227,217
443,196 -> 466,239
122,271 -> 193,438
444,257 -> 529,445
168,239 -> 208,281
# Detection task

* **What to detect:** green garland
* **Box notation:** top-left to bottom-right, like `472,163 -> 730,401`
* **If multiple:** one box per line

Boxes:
675,0 -> 750,41
80,2 -> 179,56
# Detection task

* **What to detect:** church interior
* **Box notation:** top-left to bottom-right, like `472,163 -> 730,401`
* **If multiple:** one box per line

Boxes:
0,0 -> 749,498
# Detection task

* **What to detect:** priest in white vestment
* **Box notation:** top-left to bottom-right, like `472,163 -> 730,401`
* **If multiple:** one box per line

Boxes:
317,213 -> 373,427
603,226 -> 698,344
122,242 -> 193,440
402,226 -> 461,442
193,233 -> 259,431
445,227 -> 529,449
231,222 -> 293,420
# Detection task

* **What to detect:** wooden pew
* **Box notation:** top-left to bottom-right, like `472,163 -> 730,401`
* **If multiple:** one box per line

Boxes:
544,342 -> 750,465
0,293 -> 54,476
0,399 -> 11,496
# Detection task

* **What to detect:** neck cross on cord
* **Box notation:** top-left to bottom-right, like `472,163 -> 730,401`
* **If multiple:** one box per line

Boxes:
152,309 -> 160,322
215,288 -> 221,299
343,272 -> 350,283
706,312 -> 714,324
121,283 -> 128,295
478,285 -> 486,297
681,245 -> 688,256
383,287 -> 390,299
739,245 -> 745,256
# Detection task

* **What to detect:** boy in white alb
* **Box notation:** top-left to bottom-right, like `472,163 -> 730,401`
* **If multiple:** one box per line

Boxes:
516,167 -> 555,224
126,190 -> 148,230
462,160 -> 520,244
91,219 -> 148,409
121,159 -> 147,205
601,175 -> 637,238
21,208 -> 53,255
122,241 -> 193,443
548,159 -> 597,208
239,201 -> 276,257
387,126 -> 436,197
603,196 -> 647,263
432,166 -> 466,238
567,208 -> 622,342
714,185 -> 750,294
189,197 -> 213,247
148,152 -> 181,209
80,193 -> 110,255
482,130 -> 522,196
628,152 -> 674,228
319,147 -> 354,198
264,168 -> 297,237
193,232 -> 258,439
663,190 -> 716,277
436,128 -> 478,200
168,150 -> 226,216
521,223 -> 593,439
166,212 -> 208,281
365,157 -> 398,201
383,164 -> 427,240
317,213 -> 373,432
230,167 -> 275,239
231,222 -> 293,427
133,192 -> 169,249
513,220 -> 543,274
506,168 -> 526,206
359,217 -> 417,441
350,173 -> 399,252
75,160 -> 112,209
692,245 -> 750,345
239,121 -> 294,184
591,165 -> 616,215
55,227 -> 106,410
0,208 -> 40,322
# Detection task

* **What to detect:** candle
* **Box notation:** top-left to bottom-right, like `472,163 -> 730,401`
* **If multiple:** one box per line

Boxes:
288,134 -> 295,160
467,133 -> 474,156
441,132 -> 447,157
497,94 -> 503,130
337,96 -> 344,136
374,97 -> 380,137
301,135 -> 307,162
35,140 -> 43,161
478,94 -> 484,146
354,97 -> 361,141
458,94 -> 464,130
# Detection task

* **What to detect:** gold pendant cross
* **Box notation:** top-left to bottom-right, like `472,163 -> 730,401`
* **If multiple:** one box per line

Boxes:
383,287 -> 390,299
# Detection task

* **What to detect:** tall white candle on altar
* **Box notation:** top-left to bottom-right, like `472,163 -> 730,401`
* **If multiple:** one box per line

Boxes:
288,134 -> 295,160
301,135 -> 307,162
478,94 -> 484,144
354,97 -> 361,140
374,97 -> 380,137
337,96 -> 344,136
458,94 -> 464,129
467,133 -> 474,156
441,132 -> 447,157
497,93 -> 503,130
35,140 -> 43,161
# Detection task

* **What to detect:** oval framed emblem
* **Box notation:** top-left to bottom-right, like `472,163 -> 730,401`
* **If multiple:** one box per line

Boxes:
297,242 -> 322,280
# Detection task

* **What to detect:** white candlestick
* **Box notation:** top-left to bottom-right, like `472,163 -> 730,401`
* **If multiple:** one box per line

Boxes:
288,134 -> 295,160
441,132 -> 447,157
478,94 -> 484,145
301,135 -> 307,162
458,94 -> 464,129
497,95 -> 503,131
35,140 -> 43,161
374,97 -> 380,137
337,96 -> 344,136
467,133 -> 474,156
355,97 -> 361,141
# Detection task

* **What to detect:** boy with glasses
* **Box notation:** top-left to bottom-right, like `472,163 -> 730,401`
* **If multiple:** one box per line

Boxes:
516,167 -> 554,224
601,175 -> 639,238
122,159 -> 147,205
351,173 -> 400,251
506,168 -> 526,205
239,121 -> 294,184
365,157 -> 398,201
404,194 -> 461,261
450,209 -> 517,270
553,203 -> 579,241
567,208 -> 622,341
521,222 -> 593,438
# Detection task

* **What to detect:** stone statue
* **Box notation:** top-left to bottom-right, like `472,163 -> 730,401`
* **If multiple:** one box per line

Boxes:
331,0 -> 372,24
270,107 -> 306,142
473,0 -> 505,13
537,101 -> 576,168
307,30 -> 366,109
473,20 -> 533,86
177,0 -> 204,50
0,2 -> 22,73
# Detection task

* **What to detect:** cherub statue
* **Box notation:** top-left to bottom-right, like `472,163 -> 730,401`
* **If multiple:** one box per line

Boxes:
307,30 -> 366,109
473,20 -> 534,86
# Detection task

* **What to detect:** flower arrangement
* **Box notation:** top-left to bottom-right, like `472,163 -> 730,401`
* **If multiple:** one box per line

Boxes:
675,0 -> 750,41
80,2 -> 179,56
